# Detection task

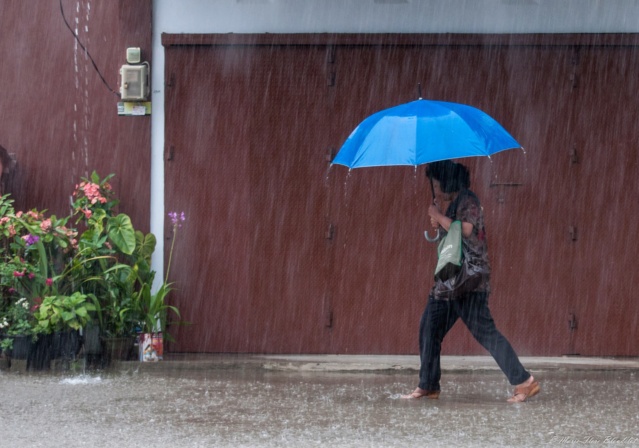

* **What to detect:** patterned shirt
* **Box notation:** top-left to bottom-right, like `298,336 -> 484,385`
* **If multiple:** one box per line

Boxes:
431,189 -> 491,298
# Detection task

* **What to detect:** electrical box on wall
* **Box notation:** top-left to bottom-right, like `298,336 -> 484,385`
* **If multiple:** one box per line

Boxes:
120,64 -> 149,101
126,47 -> 141,64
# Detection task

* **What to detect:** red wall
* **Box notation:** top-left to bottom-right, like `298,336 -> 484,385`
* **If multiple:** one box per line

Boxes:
0,0 -> 152,232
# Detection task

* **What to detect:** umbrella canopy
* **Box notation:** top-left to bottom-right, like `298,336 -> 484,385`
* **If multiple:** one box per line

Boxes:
332,99 -> 522,169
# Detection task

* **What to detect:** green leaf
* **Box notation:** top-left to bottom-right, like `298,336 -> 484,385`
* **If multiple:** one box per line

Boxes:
88,208 -> 107,230
35,241 -> 48,279
107,214 -> 136,255
137,231 -> 157,260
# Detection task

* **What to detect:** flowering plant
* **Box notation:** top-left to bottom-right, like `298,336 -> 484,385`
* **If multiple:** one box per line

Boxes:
0,194 -> 78,294
0,194 -> 77,349
0,297 -> 39,351
135,211 -> 184,337
72,172 -> 117,222
0,171 -> 184,358
0,173 -> 128,340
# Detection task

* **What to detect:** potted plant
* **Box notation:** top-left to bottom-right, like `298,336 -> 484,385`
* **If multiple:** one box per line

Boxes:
136,211 -> 184,362
90,245 -> 149,361
0,172 -> 184,368
0,297 -> 41,361
0,193 -> 80,369
68,172 -> 140,361
34,292 -> 97,361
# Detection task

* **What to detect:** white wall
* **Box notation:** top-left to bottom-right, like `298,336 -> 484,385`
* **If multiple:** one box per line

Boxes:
150,0 -> 639,277
154,0 -> 639,34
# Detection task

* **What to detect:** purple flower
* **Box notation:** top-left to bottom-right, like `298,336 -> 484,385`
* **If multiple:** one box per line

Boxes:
168,211 -> 186,227
23,234 -> 40,246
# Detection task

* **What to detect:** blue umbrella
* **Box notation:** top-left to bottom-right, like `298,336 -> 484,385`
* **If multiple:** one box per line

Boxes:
332,99 -> 522,169
332,98 -> 523,241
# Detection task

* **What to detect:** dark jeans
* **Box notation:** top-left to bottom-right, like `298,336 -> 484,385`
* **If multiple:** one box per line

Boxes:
418,291 -> 530,391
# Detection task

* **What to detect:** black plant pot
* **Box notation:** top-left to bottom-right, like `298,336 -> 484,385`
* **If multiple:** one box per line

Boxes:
52,330 -> 82,360
27,334 -> 53,370
102,336 -> 136,363
83,326 -> 102,355
8,335 -> 33,360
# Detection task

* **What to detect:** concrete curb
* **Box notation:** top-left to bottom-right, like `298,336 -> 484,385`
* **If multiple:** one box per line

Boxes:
131,354 -> 639,374
258,355 -> 639,373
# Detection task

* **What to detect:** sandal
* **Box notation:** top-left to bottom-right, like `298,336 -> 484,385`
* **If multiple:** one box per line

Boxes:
401,388 -> 440,400
507,376 -> 540,403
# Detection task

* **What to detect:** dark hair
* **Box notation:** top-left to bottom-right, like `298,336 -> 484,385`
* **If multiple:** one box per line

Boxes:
0,144 -> 13,174
426,161 -> 470,193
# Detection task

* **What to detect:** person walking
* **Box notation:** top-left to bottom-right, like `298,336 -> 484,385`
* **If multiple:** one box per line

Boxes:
402,161 -> 540,403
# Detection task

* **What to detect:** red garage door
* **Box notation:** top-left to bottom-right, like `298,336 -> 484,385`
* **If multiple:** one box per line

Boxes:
162,33 -> 639,356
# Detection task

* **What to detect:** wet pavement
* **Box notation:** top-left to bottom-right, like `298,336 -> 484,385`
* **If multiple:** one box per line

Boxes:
1,355 -> 638,447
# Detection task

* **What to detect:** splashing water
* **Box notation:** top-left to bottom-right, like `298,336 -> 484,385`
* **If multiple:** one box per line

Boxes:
59,375 -> 104,385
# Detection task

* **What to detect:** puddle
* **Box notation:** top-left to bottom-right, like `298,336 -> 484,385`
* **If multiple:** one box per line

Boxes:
0,369 -> 636,447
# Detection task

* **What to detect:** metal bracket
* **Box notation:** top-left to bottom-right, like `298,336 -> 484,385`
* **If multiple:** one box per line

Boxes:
325,147 -> 336,163
325,310 -> 333,328
326,45 -> 336,86
165,73 -> 175,88
489,182 -> 523,204
165,144 -> 175,161
325,223 -> 335,240
568,313 -> 578,331
326,70 -> 336,86
569,226 -> 578,241
326,45 -> 335,64
570,145 -> 579,164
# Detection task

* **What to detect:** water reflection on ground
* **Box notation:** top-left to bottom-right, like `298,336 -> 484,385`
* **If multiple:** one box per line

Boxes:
0,368 -> 637,447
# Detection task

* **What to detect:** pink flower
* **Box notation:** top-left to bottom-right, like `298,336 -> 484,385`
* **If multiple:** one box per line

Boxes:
61,227 -> 77,238
82,182 -> 105,204
13,271 -> 24,277
28,272 -> 35,280
40,219 -> 52,233
31,297 -> 42,312
46,278 -> 53,286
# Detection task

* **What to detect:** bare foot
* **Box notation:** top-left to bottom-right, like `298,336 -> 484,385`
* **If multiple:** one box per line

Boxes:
400,387 -> 440,399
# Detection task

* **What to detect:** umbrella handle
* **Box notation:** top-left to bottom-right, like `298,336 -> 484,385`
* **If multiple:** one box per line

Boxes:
424,228 -> 441,242
425,175 -> 440,242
